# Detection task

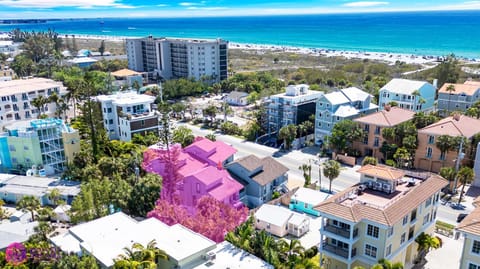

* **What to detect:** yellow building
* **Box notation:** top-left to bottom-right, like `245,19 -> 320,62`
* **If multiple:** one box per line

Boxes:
457,202 -> 480,269
353,106 -> 415,160
315,165 -> 447,269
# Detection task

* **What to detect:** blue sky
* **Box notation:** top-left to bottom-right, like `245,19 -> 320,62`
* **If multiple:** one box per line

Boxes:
0,0 -> 479,18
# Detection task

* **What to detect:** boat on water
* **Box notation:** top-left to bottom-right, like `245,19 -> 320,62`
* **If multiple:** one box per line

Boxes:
128,27 -> 136,30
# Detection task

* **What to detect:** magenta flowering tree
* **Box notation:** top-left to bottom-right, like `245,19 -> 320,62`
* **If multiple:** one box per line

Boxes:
143,144 -> 183,203
147,196 -> 248,243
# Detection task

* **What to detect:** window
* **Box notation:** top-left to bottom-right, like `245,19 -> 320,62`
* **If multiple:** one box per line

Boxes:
439,151 -> 446,160
411,209 -> 417,222
107,108 -> 112,113
386,244 -> 392,256
141,120 -> 145,126
425,197 -> 432,207
375,126 -> 381,135
363,136 -> 369,145
388,227 -> 394,237
364,124 -> 370,132
196,183 -> 200,193
365,244 -> 377,258
23,146 -> 28,150
366,224 -> 379,238
428,135 -> 435,144
267,223 -> 270,229
109,119 -> 113,125
401,233 -> 406,244
374,137 -> 379,147
403,215 -> 408,225
472,240 -> 480,254
469,263 -> 480,269
9,145 -> 15,152
426,147 -> 432,158
423,213 -> 430,225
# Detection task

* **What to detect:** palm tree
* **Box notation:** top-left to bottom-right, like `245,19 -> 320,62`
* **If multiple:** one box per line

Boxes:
439,167 -> 457,192
382,128 -> 396,144
31,95 -> 48,118
251,230 -> 279,266
445,84 -> 456,115
299,163 -> 312,186
323,160 -> 342,193
16,195 -> 41,221
48,188 -> 64,206
435,135 -> 455,166
114,239 -> 168,269
457,166 -> 475,206
415,232 -> 441,264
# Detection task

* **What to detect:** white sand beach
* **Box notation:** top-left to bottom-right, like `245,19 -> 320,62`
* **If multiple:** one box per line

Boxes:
63,34 -> 479,65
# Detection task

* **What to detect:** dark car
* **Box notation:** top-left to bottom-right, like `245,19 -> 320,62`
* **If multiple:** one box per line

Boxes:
457,213 -> 468,223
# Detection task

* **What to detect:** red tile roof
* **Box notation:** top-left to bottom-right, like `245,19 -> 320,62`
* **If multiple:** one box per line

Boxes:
356,165 -> 405,181
438,83 -> 480,96
354,107 -> 415,127
418,115 -> 480,138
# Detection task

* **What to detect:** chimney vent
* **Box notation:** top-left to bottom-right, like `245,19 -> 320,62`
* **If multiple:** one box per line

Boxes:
384,104 -> 391,111
453,113 -> 461,121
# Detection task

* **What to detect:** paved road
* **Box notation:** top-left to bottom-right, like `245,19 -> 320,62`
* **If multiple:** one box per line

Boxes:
180,123 -> 468,224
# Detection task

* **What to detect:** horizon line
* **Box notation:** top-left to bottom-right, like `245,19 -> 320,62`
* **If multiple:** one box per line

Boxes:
1,8 -> 480,20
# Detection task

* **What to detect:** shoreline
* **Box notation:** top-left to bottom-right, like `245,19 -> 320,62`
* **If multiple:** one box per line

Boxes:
61,33 -> 479,65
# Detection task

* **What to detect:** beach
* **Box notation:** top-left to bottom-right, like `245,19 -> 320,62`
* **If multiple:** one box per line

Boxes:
65,33 -> 472,66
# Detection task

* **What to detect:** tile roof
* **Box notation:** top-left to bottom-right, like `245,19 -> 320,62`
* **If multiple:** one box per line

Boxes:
356,165 -> 405,181
111,68 -> 141,77
314,174 -> 447,226
354,107 -> 415,127
381,78 -> 432,95
457,206 -> 480,236
185,138 -> 237,165
438,83 -> 480,96
418,115 -> 480,138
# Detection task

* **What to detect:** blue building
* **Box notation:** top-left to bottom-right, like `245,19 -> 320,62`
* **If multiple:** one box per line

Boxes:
378,78 -> 436,112
289,187 -> 330,217
315,87 -> 378,144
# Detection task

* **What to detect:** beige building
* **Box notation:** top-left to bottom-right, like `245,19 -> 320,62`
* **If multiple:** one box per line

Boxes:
353,106 -> 415,160
315,165 -> 447,269
457,203 -> 480,269
415,114 -> 480,173
254,204 -> 310,238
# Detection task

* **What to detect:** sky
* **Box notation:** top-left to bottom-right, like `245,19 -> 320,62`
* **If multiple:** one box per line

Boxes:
0,0 -> 480,19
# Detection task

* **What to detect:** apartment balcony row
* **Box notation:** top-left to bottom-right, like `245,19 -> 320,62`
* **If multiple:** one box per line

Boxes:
322,242 -> 357,260
323,224 -> 359,240
119,110 -> 158,121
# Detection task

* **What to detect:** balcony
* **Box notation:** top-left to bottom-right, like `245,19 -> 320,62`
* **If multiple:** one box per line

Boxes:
323,225 -> 358,239
322,243 -> 349,259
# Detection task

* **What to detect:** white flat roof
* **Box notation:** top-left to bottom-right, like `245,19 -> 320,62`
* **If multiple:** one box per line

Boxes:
0,78 -> 63,96
255,204 -> 292,227
293,187 -> 331,207
193,241 -> 274,269
0,174 -> 80,197
381,78 -> 430,95
56,212 -> 216,267
288,213 -> 308,226
96,91 -> 155,106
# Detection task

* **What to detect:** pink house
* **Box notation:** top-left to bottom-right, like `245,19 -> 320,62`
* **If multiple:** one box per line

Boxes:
184,137 -> 237,166
143,137 -> 243,210
183,166 -> 244,209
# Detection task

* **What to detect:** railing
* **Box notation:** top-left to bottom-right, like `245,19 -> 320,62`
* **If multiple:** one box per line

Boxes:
322,243 -> 349,259
324,225 -> 350,238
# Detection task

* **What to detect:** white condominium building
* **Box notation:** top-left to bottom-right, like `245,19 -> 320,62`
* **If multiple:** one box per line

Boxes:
126,36 -> 228,82
0,78 -> 65,127
96,91 -> 159,142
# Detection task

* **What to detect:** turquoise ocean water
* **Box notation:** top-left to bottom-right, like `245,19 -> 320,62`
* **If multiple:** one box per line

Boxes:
1,11 -> 479,58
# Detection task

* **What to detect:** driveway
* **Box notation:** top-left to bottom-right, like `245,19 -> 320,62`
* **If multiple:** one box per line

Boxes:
424,234 -> 463,269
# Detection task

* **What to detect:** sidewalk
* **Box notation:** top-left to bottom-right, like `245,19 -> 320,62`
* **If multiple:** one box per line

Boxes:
424,234 -> 463,269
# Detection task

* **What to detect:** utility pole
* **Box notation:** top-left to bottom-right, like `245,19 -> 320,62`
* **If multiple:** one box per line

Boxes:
453,138 -> 465,194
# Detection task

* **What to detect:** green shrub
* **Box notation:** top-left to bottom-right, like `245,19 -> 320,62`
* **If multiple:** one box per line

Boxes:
385,159 -> 396,167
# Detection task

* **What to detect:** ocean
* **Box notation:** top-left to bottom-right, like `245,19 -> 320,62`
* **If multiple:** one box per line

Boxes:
1,11 -> 479,58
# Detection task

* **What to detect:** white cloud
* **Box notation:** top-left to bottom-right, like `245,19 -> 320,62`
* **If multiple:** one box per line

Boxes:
0,0 -> 134,8
179,2 -> 200,6
343,1 -> 389,7
156,4 -> 168,7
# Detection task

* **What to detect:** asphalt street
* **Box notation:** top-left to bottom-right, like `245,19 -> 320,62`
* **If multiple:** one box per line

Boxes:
180,122 -> 470,225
